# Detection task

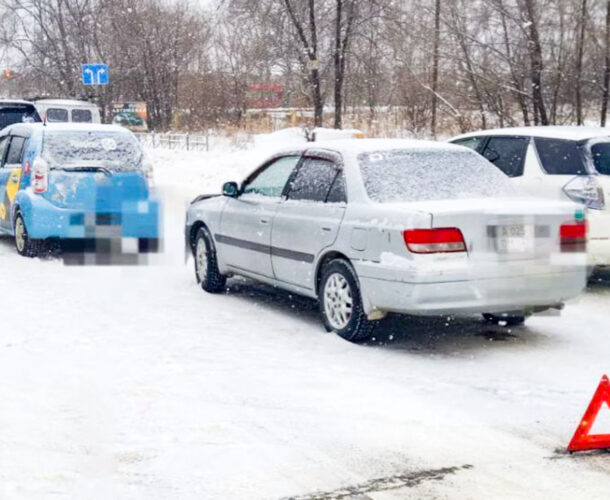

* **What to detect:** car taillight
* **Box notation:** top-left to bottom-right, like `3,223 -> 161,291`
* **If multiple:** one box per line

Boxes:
145,166 -> 154,188
32,157 -> 48,194
563,176 -> 605,210
560,220 -> 587,252
403,228 -> 467,254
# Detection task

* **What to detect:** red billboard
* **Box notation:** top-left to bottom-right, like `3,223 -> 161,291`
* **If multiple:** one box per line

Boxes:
247,83 -> 284,109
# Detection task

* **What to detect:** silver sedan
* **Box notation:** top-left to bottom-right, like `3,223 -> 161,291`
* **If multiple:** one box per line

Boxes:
185,139 -> 587,341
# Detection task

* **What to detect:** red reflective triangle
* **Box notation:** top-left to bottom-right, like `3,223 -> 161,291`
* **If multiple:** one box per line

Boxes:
568,375 -> 610,452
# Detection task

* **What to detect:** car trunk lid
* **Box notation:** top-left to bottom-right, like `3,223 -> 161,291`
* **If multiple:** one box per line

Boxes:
44,168 -> 148,212
408,197 -> 584,274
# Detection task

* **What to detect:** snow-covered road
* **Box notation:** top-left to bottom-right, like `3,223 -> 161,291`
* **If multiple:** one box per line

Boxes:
1,141 -> 610,499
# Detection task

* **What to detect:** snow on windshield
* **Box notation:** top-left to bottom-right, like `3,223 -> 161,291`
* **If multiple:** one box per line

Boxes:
43,131 -> 142,171
358,149 -> 516,203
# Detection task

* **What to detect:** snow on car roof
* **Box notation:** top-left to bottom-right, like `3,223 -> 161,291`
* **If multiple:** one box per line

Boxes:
0,99 -> 37,106
453,126 -> 610,142
21,122 -> 129,133
34,98 -> 97,107
276,138 -> 465,156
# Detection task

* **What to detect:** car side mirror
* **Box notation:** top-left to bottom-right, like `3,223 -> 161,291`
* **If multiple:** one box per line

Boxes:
222,181 -> 239,197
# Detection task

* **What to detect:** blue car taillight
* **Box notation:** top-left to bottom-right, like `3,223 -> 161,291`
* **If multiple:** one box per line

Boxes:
32,157 -> 49,194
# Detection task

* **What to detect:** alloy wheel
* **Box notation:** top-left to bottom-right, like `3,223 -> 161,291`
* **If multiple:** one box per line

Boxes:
323,272 -> 353,330
15,217 -> 26,253
195,237 -> 208,283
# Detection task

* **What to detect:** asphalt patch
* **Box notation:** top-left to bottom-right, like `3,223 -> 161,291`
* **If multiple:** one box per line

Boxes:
283,464 -> 473,500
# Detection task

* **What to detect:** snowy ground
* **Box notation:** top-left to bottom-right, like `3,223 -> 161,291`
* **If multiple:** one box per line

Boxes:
1,133 -> 610,499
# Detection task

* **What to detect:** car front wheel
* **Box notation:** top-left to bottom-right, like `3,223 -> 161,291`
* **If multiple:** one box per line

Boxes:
194,226 -> 226,293
14,213 -> 43,257
319,259 -> 375,342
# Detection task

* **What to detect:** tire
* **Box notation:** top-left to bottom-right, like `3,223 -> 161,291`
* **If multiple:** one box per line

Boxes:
318,259 -> 375,342
482,313 -> 527,326
193,226 -> 226,293
14,213 -> 43,257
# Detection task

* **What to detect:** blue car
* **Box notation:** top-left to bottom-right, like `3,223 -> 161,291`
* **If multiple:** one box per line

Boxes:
0,123 -> 160,258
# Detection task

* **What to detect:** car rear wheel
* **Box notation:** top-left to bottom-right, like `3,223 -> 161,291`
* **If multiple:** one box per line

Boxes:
194,226 -> 226,293
482,313 -> 527,326
14,213 -> 43,258
319,259 -> 375,342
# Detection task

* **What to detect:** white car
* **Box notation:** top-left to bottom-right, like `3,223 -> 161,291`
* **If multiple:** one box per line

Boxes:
185,139 -> 587,341
450,127 -> 610,267
0,99 -> 41,130
34,99 -> 101,124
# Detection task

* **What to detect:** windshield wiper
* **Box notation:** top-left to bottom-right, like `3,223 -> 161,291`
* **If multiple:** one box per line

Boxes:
52,165 -> 113,176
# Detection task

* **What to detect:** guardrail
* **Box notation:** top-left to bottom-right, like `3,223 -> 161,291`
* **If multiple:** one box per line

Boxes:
135,132 -> 211,151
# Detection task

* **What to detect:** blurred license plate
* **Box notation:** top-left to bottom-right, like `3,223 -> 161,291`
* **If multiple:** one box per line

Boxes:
495,224 -> 534,254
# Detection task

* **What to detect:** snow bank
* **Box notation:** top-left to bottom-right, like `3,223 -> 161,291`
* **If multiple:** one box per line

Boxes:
252,127 -> 364,149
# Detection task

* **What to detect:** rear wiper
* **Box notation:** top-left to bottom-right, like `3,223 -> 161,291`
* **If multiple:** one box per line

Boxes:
53,166 -> 113,176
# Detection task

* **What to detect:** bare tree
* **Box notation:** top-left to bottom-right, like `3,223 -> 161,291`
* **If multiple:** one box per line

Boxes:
520,0 -> 549,125
333,0 -> 356,129
430,0 -> 441,137
602,0 -> 610,126
4,0 -> 610,135
448,1 -> 487,129
281,0 -> 324,127
575,0 -> 588,125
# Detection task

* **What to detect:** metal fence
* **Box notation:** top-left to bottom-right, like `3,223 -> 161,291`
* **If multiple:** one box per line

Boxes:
135,132 -> 211,151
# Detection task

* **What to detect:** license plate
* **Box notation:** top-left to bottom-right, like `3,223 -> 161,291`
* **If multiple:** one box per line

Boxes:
495,224 -> 534,254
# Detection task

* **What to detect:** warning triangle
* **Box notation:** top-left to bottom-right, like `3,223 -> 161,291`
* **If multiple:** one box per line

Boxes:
568,375 -> 610,452
589,402 -> 610,435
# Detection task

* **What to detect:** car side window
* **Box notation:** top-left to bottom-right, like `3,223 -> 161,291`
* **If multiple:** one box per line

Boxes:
0,136 -> 9,167
453,137 -> 484,151
326,171 -> 347,203
5,136 -> 26,165
242,156 -> 300,198
534,138 -> 587,175
72,109 -> 92,123
286,158 -> 340,202
590,142 -> 610,175
46,108 -> 69,122
482,137 -> 528,177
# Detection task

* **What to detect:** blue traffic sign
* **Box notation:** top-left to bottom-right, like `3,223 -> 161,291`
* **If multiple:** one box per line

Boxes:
82,63 -> 109,86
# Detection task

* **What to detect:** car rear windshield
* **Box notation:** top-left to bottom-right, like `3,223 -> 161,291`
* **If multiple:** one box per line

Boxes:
589,140 -> 610,175
42,131 -> 142,171
358,149 -> 516,203
534,137 -> 588,175
0,105 -> 41,129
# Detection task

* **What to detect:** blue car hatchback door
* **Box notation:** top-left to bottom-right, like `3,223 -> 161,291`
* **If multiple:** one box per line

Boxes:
0,123 -> 159,258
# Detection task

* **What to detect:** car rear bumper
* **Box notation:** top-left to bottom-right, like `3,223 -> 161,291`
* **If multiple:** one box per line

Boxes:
22,195 -> 160,241
588,210 -> 610,266
589,237 -> 610,266
355,259 -> 587,315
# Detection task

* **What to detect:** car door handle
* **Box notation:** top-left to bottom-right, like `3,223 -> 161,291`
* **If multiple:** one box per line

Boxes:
260,218 -> 270,224
321,227 -> 332,232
